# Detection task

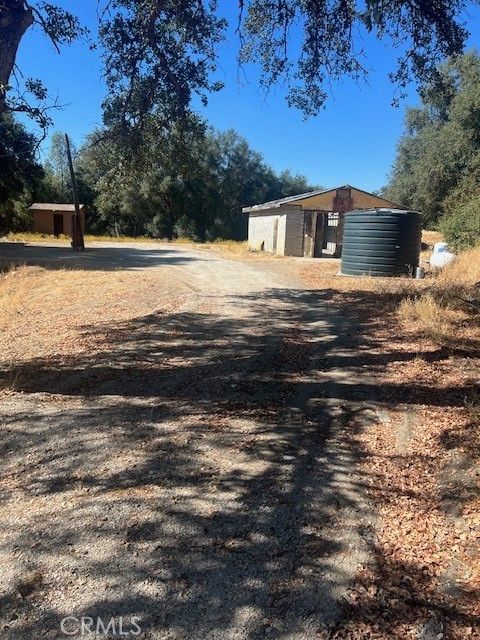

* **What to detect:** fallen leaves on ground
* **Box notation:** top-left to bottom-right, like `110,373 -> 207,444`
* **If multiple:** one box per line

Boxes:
298,260 -> 479,639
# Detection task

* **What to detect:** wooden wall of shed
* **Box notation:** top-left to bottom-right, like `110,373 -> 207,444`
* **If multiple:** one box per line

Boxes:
32,210 -> 85,236
33,211 -> 53,234
63,211 -> 86,235
296,187 -> 398,211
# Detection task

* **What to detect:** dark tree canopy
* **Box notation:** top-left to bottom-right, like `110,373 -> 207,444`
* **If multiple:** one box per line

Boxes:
100,0 -> 226,136
384,51 -> 480,229
0,1 -> 85,136
0,113 -> 41,202
240,0 -> 471,114
0,0 -> 477,136
77,120 -> 320,240
0,113 -> 43,231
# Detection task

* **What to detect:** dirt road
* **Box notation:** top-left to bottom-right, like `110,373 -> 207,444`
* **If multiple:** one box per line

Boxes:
0,241 -> 376,639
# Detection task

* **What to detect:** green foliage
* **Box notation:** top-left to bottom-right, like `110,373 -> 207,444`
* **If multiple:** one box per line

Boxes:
0,0 -> 475,137
240,0 -> 470,115
0,1 -> 86,135
99,1 -> 226,137
43,132 -> 71,202
76,120 -> 320,240
99,0 -> 473,126
441,196 -> 480,251
0,114 -> 43,233
385,51 -> 480,229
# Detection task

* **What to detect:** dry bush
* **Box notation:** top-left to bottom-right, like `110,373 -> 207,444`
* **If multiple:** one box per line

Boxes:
398,293 -> 451,342
397,245 -> 480,347
0,261 -> 22,275
421,229 -> 444,246
420,230 -> 444,265
374,278 -> 421,298
434,244 -> 480,309
4,232 -> 70,243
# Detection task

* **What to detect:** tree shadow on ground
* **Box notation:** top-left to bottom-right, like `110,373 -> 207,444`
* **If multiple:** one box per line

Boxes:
5,289 -> 475,407
0,241 -> 201,271
0,286 -> 478,638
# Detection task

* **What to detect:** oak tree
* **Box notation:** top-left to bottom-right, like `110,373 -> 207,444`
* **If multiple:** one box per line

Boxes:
0,0 -> 476,136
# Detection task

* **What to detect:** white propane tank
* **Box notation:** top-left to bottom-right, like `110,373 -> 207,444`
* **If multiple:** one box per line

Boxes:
430,242 -> 456,268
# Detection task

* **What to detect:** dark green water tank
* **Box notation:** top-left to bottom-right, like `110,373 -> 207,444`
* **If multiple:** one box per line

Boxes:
341,209 -> 422,277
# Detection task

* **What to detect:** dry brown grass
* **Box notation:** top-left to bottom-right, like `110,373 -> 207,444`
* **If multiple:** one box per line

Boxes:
171,237 -> 249,254
0,264 -> 189,392
397,245 -> 480,348
3,232 -> 71,243
436,244 -> 480,292
398,293 -> 452,342
422,229 -> 444,246
420,229 -> 444,265
4,232 -> 159,244
299,258 -> 427,313
4,231 -> 249,253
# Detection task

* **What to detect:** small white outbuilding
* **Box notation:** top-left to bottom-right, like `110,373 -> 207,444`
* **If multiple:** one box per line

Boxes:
242,185 -> 401,258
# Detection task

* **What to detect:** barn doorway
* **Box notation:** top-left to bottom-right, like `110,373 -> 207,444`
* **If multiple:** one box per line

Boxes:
324,212 -> 339,254
53,214 -> 64,237
302,210 -> 344,258
303,210 -> 329,258
303,209 -> 329,258
313,213 -> 326,257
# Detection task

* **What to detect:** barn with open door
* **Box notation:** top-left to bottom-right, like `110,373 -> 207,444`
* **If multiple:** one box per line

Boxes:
243,185 -> 401,258
29,203 -> 86,237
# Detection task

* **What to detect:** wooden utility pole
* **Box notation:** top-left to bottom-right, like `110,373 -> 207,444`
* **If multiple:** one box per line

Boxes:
65,133 -> 85,251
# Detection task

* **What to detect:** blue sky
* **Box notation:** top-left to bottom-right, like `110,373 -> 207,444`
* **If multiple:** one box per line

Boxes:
15,1 -> 480,192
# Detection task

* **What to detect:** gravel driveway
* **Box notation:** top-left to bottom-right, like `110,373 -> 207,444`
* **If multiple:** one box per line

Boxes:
0,241 -> 376,639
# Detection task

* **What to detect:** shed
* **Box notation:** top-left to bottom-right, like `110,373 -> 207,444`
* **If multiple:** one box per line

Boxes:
29,203 -> 86,237
242,185 -> 401,258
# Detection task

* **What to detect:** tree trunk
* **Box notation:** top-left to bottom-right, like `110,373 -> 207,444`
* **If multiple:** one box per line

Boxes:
0,1 -> 34,112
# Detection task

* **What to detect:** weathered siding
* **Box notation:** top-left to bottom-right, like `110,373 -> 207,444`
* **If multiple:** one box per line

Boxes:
247,205 -> 306,256
295,187 -> 398,211
276,214 -> 287,256
248,210 -> 287,254
32,210 -> 85,236
284,207 -> 305,256
33,211 -> 53,234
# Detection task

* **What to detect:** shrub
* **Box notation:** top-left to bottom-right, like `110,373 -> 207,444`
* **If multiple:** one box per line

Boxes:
397,244 -> 480,347
398,294 -> 450,342
440,196 -> 480,251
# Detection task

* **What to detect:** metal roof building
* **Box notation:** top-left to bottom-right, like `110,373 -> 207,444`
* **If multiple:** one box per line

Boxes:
29,203 -> 85,237
242,185 -> 401,258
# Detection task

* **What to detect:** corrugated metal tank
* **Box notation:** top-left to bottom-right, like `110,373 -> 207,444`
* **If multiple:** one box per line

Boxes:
341,209 -> 422,277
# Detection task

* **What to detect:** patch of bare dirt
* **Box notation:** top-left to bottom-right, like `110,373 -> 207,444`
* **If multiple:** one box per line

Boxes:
1,244 -> 478,639
297,261 -> 480,639
0,247 -> 376,639
0,265 -> 189,386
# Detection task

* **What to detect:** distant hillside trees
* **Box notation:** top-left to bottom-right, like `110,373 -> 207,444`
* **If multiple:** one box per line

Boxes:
76,123 -> 319,240
0,114 -> 43,233
384,51 -> 480,248
40,132 -> 74,203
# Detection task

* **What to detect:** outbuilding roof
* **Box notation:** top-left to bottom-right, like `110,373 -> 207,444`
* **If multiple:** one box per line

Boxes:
29,203 -> 85,211
242,184 -> 400,213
